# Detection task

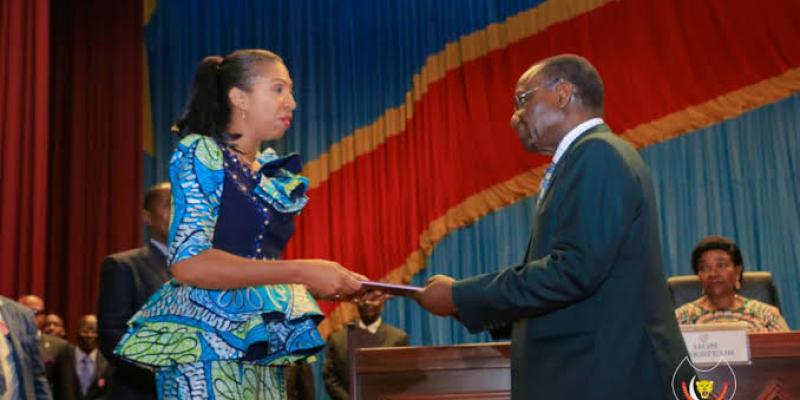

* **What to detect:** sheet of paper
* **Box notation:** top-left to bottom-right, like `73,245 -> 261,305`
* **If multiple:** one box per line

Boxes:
360,281 -> 422,296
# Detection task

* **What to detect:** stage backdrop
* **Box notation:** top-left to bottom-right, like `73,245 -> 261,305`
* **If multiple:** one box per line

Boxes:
142,1 -> 800,397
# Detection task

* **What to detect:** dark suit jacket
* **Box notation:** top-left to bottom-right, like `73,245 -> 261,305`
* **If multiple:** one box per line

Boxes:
52,346 -> 111,400
0,296 -> 52,399
96,243 -> 169,400
323,322 -> 408,400
284,362 -> 314,400
41,333 -> 70,392
453,126 -> 689,399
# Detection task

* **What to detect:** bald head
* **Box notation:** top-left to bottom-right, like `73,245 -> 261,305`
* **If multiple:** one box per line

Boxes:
18,294 -> 46,329
144,182 -> 171,244
511,54 -> 605,154
77,314 -> 98,353
17,294 -> 44,310
521,54 -> 604,115
144,182 -> 170,212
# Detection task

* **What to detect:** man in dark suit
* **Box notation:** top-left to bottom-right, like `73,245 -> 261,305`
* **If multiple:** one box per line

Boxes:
416,55 -> 689,399
323,295 -> 408,400
53,315 -> 111,400
0,295 -> 52,399
96,182 -> 171,400
18,294 -> 70,391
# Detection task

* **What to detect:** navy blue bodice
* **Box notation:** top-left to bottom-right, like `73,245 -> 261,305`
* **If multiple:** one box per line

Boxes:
212,148 -> 297,259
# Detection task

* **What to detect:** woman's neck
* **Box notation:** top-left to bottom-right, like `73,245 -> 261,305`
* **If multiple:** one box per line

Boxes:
703,293 -> 739,310
226,122 -> 260,163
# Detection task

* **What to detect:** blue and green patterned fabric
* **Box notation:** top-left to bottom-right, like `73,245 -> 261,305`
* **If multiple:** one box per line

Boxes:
156,360 -> 286,399
115,134 -> 324,371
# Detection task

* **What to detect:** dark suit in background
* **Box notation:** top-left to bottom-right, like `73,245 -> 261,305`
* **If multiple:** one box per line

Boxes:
284,362 -> 315,400
52,346 -> 111,400
0,296 -> 52,399
323,323 -> 408,400
453,126 -> 689,398
96,243 -> 169,400
41,333 -> 70,391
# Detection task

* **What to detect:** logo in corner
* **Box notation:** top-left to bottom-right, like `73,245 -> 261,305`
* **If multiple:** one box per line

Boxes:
672,356 -> 737,400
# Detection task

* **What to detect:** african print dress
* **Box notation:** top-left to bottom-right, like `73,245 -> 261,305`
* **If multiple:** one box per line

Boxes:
675,294 -> 790,333
115,134 -> 324,399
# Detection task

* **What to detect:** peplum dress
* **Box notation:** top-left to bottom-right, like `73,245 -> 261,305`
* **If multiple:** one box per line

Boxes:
114,134 -> 324,398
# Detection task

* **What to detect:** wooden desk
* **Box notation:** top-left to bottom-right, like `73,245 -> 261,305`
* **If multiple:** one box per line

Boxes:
354,332 -> 800,399
734,332 -> 800,399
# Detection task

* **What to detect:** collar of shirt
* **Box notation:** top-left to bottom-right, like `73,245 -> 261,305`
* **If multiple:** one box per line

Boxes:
357,318 -> 382,334
149,239 -> 168,257
75,347 -> 97,364
552,117 -> 605,165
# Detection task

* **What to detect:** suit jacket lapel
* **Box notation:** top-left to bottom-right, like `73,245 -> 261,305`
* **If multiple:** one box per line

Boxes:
144,242 -> 171,281
526,123 -> 612,262
87,353 -> 109,396
536,123 -> 611,212
375,324 -> 387,343
95,352 -> 108,377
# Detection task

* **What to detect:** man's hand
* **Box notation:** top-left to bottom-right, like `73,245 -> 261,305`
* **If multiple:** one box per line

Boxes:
414,275 -> 458,316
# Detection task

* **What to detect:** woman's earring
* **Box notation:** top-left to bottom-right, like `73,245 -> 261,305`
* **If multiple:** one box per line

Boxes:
241,111 -> 247,121
735,280 -> 741,290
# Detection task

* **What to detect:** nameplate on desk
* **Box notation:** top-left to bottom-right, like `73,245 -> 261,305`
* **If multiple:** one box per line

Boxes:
680,323 -> 751,366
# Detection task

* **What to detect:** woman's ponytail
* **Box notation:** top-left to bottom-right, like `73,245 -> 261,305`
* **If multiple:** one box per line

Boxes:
172,56 -> 229,141
171,50 -> 284,145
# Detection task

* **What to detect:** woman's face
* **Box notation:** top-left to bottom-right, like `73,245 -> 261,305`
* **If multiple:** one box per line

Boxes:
241,61 -> 296,141
697,249 -> 742,300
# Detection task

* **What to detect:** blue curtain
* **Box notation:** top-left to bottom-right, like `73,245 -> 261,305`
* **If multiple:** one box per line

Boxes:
641,93 -> 800,328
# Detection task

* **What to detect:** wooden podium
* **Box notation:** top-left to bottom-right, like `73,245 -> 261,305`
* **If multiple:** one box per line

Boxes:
353,332 -> 800,399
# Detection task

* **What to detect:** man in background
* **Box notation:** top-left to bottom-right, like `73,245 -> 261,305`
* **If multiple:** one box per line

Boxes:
97,182 -> 172,399
0,295 -> 52,399
18,294 -> 69,390
17,295 -> 46,329
53,315 -> 110,400
323,295 -> 408,400
43,314 -> 66,339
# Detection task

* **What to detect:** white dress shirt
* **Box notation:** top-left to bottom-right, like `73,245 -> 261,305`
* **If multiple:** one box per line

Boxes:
357,318 -> 382,334
552,117 -> 605,165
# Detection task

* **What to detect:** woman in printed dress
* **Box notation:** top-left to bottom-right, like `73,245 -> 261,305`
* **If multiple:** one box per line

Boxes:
115,49 -> 365,399
675,236 -> 789,333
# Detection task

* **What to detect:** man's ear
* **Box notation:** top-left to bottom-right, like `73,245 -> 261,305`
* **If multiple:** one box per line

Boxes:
142,209 -> 152,226
555,81 -> 575,109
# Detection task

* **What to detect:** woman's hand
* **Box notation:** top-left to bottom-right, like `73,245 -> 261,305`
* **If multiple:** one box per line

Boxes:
297,259 -> 364,300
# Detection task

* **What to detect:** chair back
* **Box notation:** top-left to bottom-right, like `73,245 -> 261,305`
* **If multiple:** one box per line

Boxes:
667,271 -> 780,310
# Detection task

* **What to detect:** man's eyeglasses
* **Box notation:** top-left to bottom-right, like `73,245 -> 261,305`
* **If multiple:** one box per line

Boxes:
513,79 -> 562,110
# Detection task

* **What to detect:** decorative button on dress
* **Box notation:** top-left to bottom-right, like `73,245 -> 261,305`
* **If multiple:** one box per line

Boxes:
115,134 -> 323,399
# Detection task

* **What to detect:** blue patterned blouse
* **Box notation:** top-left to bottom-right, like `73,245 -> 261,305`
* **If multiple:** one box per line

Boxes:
114,134 -> 324,368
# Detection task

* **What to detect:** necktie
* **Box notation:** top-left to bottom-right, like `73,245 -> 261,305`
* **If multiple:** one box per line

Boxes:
537,164 -> 556,208
78,354 -> 94,395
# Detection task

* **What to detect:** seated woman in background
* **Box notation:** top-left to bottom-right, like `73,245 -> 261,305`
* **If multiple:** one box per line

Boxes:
675,236 -> 790,332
